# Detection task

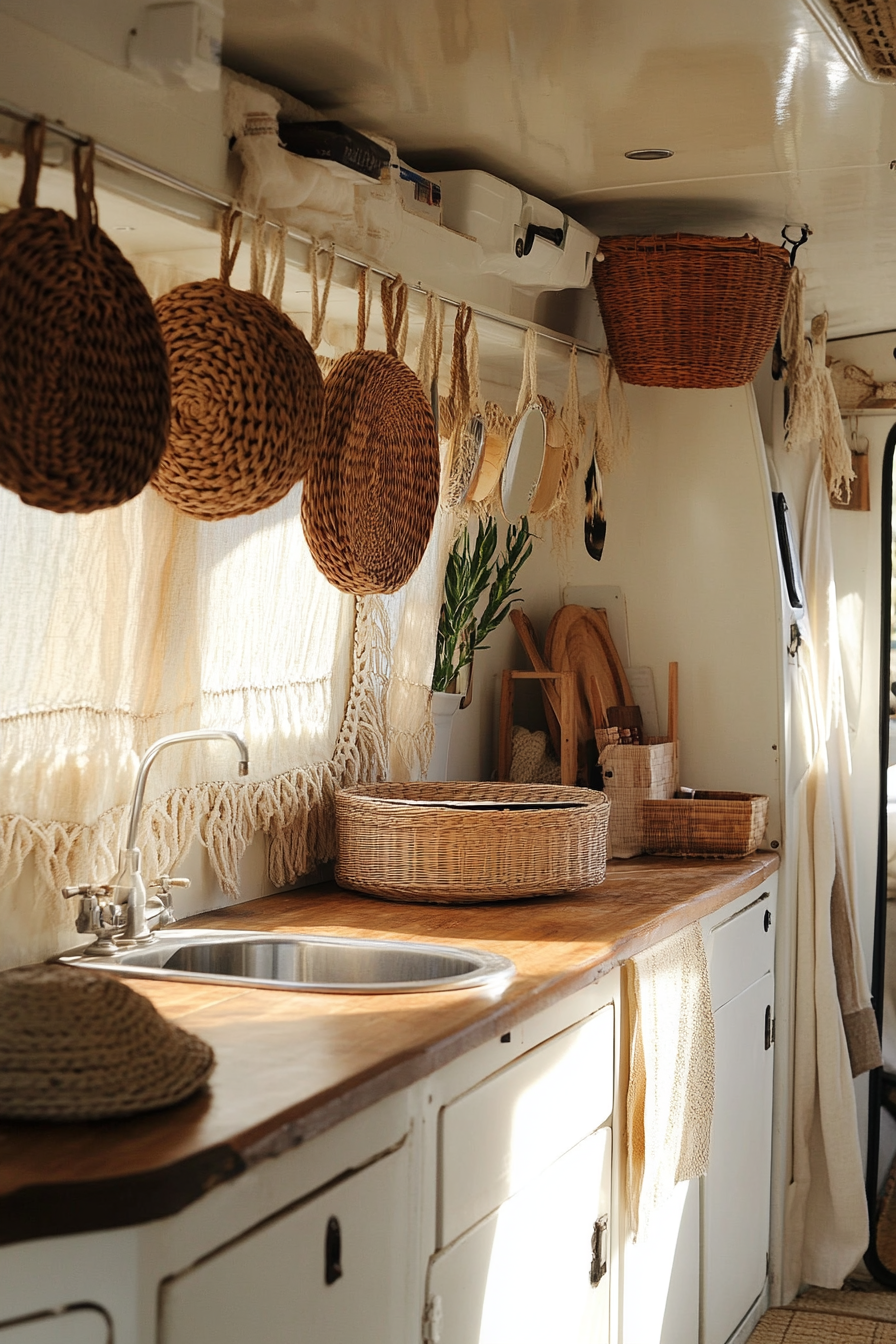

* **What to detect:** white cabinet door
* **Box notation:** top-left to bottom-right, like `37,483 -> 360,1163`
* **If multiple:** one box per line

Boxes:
159,1144 -> 409,1344
427,1126 -> 612,1344
703,971 -> 774,1344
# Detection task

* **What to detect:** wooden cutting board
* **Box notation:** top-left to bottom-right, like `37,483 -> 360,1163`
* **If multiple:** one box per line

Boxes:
544,605 -> 635,746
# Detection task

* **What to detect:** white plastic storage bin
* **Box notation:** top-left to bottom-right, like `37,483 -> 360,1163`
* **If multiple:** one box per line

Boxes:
434,169 -> 598,289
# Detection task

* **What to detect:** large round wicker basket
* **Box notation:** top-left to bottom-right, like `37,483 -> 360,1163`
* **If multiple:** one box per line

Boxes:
0,122 -> 170,513
335,781 -> 610,904
592,233 -> 792,389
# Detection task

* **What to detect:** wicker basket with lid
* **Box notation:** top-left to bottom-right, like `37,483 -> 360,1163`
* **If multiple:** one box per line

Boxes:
336,781 -> 610,904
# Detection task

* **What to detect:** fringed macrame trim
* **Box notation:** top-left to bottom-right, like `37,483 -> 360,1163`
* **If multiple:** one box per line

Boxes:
0,595 -> 393,910
780,270 -> 854,502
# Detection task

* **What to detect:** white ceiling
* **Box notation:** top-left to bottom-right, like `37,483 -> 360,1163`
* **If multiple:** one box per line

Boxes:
222,0 -> 896,338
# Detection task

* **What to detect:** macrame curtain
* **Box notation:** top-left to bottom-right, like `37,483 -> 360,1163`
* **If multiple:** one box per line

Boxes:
0,261 -> 445,966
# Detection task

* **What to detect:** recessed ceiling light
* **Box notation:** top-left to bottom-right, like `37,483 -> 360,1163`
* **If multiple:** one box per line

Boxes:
624,148 -> 674,161
114,225 -> 136,232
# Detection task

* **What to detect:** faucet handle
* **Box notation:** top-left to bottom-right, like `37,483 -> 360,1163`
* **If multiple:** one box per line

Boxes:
149,875 -> 191,894
62,883 -> 113,900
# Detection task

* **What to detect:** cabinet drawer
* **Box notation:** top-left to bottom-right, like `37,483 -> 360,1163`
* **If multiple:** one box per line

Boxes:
706,889 -> 775,1011
439,1005 -> 614,1246
429,1127 -> 612,1344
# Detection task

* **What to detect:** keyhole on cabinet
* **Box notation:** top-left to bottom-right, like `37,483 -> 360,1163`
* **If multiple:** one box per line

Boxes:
325,1215 -> 343,1285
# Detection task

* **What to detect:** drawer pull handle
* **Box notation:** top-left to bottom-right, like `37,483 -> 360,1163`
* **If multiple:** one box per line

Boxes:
765,1005 -> 775,1051
325,1215 -> 343,1285
590,1214 -> 608,1287
764,909 -> 772,932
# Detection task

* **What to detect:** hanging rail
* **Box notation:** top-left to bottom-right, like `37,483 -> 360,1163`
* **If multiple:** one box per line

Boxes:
0,97 -> 605,360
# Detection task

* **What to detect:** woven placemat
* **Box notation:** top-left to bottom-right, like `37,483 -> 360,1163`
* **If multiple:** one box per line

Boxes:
748,1308 -> 896,1342
0,121 -> 169,513
153,212 -> 323,521
0,964 -> 215,1121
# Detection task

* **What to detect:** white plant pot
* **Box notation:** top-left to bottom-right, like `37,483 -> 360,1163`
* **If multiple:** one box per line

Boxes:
424,691 -> 464,782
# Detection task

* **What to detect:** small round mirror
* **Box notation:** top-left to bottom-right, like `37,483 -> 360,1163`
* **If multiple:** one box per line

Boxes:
501,402 -> 547,520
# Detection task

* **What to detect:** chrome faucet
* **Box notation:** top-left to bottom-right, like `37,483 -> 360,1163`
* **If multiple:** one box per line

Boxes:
63,730 -> 249,954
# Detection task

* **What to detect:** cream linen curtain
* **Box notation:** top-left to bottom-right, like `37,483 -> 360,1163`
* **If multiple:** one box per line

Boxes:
0,268 -> 447,958
783,452 -> 874,1292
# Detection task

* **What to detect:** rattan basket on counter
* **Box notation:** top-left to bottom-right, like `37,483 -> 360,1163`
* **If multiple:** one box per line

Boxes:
335,781 -> 610,904
591,234 -> 792,389
642,791 -> 769,858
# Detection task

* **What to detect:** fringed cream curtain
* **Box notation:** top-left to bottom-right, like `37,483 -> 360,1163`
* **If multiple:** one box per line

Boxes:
0,267 -> 444,963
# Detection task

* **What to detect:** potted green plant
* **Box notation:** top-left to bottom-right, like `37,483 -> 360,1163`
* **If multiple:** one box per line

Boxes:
426,516 -> 533,780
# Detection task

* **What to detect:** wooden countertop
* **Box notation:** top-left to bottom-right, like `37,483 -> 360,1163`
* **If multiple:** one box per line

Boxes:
0,854 -> 777,1246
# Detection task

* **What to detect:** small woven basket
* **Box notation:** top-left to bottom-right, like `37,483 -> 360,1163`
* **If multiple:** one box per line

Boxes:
336,781 -> 610,904
592,234 -> 792,389
302,276 -> 440,595
642,790 -> 769,858
153,212 -> 323,521
0,121 -> 170,513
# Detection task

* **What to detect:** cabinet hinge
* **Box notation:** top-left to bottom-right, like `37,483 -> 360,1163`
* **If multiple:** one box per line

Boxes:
765,1005 -> 775,1051
423,1293 -> 443,1344
590,1214 -> 608,1287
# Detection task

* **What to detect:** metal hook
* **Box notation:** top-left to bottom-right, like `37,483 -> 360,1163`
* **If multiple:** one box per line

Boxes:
781,223 -> 812,267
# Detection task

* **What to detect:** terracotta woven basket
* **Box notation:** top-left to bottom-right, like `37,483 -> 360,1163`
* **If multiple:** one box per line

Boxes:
0,964 -> 214,1121
302,277 -> 440,595
0,121 -> 170,513
642,790 -> 769,858
335,781 -> 610,904
592,234 -> 792,389
153,212 -> 323,521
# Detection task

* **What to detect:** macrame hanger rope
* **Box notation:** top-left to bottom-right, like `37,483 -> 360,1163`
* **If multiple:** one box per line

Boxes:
514,327 -> 539,418
381,274 -> 409,360
309,239 -> 336,351
467,311 -> 483,416
19,119 -> 44,211
355,266 -> 372,350
415,291 -> 444,397
73,140 -> 98,238
448,303 -> 472,426
249,212 -> 268,297
267,223 -> 286,310
219,208 -> 243,285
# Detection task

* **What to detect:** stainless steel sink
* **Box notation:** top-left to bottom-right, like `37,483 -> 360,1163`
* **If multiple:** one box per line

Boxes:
57,929 -> 515,994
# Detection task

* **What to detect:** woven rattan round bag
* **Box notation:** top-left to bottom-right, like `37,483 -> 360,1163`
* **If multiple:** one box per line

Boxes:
0,964 -> 215,1121
153,212 -> 323,520
302,274 -> 440,594
0,121 -> 170,512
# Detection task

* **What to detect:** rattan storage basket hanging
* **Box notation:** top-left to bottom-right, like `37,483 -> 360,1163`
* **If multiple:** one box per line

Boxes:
302,273 -> 440,595
0,964 -> 215,1121
591,234 -> 792,389
152,212 -> 323,521
335,780 -> 610,904
0,121 -> 170,513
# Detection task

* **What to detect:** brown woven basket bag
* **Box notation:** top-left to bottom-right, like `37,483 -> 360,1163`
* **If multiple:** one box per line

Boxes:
0,121 -> 170,513
592,233 -> 793,389
153,212 -> 323,521
302,274 -> 440,595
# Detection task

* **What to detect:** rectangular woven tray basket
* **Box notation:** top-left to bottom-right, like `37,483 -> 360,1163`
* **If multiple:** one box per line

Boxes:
642,791 -> 769,858
335,781 -> 610,904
